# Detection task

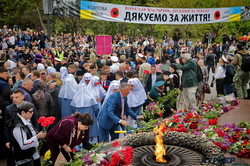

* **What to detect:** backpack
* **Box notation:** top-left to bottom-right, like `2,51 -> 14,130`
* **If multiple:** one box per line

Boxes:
197,65 -> 203,82
190,62 -> 203,82
239,53 -> 250,72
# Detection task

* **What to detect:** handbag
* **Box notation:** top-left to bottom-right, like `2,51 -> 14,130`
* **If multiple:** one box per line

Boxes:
203,82 -> 211,94
54,151 -> 68,166
54,121 -> 75,166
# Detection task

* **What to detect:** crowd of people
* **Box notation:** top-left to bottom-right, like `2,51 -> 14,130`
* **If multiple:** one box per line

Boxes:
0,25 -> 250,165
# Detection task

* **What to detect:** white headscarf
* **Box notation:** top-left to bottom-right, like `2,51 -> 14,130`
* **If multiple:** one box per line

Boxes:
87,76 -> 101,98
127,78 -> 147,107
37,63 -> 45,70
102,80 -> 120,106
7,60 -> 16,69
58,74 -> 78,99
79,73 -> 92,86
60,67 -> 68,81
47,66 -> 56,74
71,83 -> 97,107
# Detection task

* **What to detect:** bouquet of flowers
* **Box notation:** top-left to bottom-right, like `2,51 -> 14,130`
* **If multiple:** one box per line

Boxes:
37,116 -> 55,152
143,102 -> 164,119
66,141 -> 133,166
38,116 -> 56,132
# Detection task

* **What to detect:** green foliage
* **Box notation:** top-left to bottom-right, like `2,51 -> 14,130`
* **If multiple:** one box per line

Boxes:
158,88 -> 181,107
238,122 -> 250,129
203,109 -> 220,119
136,119 -> 161,132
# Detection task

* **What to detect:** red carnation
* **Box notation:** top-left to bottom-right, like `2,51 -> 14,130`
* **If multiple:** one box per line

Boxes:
194,115 -> 200,119
186,113 -> 193,118
172,116 -> 180,123
41,120 -> 49,127
122,147 -> 133,165
109,152 -> 121,166
221,146 -> 228,150
159,112 -> 163,117
38,116 -> 46,123
161,126 -> 168,132
112,141 -> 120,147
247,129 -> 250,135
144,70 -> 150,75
189,122 -> 198,129
177,124 -> 184,128
208,118 -> 218,125
216,130 -> 225,137
170,127 -> 175,131
47,116 -> 56,125
214,142 -> 222,148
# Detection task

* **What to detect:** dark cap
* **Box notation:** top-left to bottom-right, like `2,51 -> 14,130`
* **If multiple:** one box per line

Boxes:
237,43 -> 244,50
34,58 -> 42,64
163,70 -> 171,76
154,81 -> 165,87
76,70 -> 84,76
170,64 -> 177,70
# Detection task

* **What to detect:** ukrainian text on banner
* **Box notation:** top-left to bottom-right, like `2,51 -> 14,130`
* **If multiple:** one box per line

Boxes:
80,1 -> 250,24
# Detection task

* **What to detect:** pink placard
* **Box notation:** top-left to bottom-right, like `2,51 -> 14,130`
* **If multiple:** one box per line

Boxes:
96,36 -> 112,55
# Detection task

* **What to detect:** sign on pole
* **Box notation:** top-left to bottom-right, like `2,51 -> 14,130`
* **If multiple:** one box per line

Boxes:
43,0 -> 53,15
96,36 -> 112,55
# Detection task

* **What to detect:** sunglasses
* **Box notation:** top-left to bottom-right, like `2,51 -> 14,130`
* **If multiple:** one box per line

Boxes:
27,109 -> 33,113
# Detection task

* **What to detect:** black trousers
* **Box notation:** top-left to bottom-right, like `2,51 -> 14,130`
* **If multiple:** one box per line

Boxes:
216,79 -> 225,96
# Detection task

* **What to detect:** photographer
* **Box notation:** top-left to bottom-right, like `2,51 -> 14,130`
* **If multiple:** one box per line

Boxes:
175,53 -> 198,109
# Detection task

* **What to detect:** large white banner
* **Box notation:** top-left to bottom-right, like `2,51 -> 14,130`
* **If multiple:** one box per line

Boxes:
80,1 -> 250,24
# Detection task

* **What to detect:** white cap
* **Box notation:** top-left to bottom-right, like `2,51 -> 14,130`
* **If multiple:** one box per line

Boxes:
55,58 -> 61,62
127,79 -> 134,85
111,56 -> 119,62
137,53 -> 143,58
181,47 -> 188,52
114,84 -> 119,89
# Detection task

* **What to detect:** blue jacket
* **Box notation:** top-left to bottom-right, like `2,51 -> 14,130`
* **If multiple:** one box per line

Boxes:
97,92 -> 137,130
147,56 -> 156,65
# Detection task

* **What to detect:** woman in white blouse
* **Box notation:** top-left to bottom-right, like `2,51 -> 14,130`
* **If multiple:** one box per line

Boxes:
214,56 -> 227,96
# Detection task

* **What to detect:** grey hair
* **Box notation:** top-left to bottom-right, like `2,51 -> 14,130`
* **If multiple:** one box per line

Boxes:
55,72 -> 61,79
22,78 -> 32,85
181,53 -> 192,60
17,101 -> 33,114
119,63 -> 126,68
119,82 -> 129,90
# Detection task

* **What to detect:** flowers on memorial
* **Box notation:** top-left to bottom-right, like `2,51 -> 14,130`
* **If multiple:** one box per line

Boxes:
42,150 -> 53,166
135,96 -> 250,158
66,141 -> 134,166
143,102 -> 164,119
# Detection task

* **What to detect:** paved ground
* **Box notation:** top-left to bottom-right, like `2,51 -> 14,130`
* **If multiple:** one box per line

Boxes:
219,99 -> 250,166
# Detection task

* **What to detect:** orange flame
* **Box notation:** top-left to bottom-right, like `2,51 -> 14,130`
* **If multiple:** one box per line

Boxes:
153,123 -> 167,162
